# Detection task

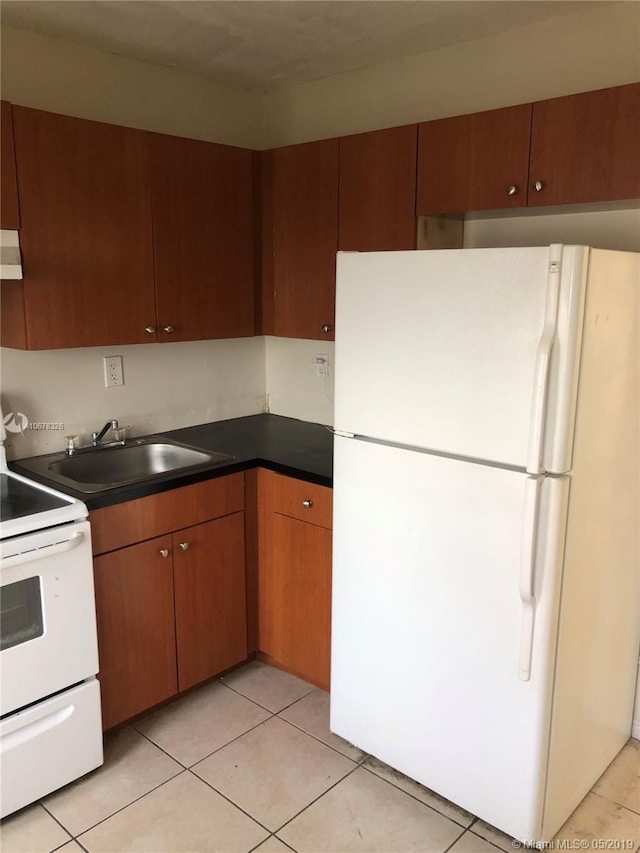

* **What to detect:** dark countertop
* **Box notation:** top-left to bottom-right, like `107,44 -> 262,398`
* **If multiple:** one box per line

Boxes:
10,414 -> 334,510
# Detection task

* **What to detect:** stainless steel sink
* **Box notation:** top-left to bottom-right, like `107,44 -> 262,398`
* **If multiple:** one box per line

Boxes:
16,439 -> 233,493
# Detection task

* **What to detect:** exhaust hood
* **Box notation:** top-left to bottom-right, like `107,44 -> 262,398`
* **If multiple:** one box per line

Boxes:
0,230 -> 23,280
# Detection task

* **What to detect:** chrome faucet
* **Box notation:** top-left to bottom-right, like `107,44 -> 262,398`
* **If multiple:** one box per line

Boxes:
64,420 -> 125,456
92,419 -> 119,446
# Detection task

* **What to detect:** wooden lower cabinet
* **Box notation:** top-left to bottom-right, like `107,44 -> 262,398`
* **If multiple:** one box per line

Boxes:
257,470 -> 333,690
174,513 -> 247,692
93,536 -> 178,731
91,468 -> 333,726
90,475 -> 248,729
260,513 -> 332,689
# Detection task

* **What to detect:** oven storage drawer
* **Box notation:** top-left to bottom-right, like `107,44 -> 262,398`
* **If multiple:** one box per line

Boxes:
0,678 -> 103,818
0,519 -> 98,716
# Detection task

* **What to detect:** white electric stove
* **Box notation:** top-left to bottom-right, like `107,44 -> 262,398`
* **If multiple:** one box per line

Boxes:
0,432 -> 103,818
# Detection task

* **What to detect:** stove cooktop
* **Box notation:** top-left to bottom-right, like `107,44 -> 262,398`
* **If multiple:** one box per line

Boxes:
0,473 -> 72,522
0,463 -> 87,539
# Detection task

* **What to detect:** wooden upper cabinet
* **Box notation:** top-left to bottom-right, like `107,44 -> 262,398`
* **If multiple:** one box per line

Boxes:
149,133 -> 255,342
528,83 -> 640,207
10,107 -> 156,349
417,104 -> 532,214
264,139 -> 339,340
339,125 -> 417,251
1,102 -> 20,230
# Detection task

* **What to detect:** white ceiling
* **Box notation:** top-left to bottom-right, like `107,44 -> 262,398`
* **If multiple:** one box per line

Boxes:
1,0 -> 611,93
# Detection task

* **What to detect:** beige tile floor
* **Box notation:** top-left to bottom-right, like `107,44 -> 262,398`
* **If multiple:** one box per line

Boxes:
1,662 -> 638,853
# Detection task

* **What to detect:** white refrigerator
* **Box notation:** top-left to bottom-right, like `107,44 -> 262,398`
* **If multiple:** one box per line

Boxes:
330,245 -> 639,843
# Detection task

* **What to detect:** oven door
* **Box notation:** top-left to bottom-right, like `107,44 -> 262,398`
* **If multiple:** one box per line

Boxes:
1,519 -> 99,716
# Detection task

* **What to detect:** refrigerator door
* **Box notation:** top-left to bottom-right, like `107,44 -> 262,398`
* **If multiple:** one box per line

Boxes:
334,246 -> 587,472
330,436 -> 569,842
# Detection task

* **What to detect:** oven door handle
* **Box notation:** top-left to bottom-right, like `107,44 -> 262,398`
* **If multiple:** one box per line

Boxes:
1,531 -> 86,570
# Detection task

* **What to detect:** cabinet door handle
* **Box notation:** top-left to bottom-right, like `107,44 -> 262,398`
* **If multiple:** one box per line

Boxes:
179,542 -> 190,551
302,499 -> 314,508
532,180 -> 545,192
321,324 -> 332,333
506,185 -> 519,196
163,325 -> 175,334
145,325 -> 156,334
160,548 -> 170,558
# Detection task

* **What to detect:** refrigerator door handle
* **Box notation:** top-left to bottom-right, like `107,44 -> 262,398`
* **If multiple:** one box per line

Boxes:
526,245 -> 563,475
518,475 -> 542,681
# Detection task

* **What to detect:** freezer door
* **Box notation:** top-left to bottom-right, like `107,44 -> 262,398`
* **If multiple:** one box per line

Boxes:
334,246 -> 587,472
330,437 -> 569,841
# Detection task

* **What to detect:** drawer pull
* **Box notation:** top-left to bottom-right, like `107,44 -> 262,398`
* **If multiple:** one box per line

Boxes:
160,548 -> 170,558
302,499 -> 314,508
179,542 -> 190,551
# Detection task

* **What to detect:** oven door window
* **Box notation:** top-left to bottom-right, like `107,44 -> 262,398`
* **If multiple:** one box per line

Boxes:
0,577 -> 44,651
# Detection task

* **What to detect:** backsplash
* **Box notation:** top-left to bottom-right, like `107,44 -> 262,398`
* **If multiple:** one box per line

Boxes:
1,338 -> 266,459
265,337 -> 335,427
1,336 -> 336,459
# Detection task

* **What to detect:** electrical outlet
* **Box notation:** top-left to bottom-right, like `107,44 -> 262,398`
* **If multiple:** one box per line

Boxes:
316,354 -> 329,379
104,355 -> 124,388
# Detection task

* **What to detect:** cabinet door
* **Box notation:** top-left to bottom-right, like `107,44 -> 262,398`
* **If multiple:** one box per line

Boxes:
417,104 -> 532,214
529,83 -> 640,207
93,536 -> 177,730
1,102 -> 20,229
149,133 -> 255,342
12,107 -> 157,349
259,513 -> 332,690
266,139 -> 338,340
339,125 -> 417,251
174,513 -> 247,691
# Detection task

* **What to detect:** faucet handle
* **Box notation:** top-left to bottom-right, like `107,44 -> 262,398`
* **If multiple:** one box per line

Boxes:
93,419 -> 120,446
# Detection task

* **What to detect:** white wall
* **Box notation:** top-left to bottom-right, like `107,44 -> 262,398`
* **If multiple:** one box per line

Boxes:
4,4 -> 638,151
0,25 -> 262,148
265,337 -> 334,426
262,3 -> 640,148
0,339 -> 266,459
463,205 -> 640,253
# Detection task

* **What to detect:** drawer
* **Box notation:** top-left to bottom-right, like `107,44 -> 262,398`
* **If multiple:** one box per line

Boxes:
262,469 -> 333,529
90,474 -> 244,555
